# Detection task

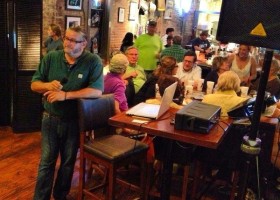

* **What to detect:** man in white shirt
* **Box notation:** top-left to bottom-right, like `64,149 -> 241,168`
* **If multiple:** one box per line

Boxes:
176,51 -> 202,87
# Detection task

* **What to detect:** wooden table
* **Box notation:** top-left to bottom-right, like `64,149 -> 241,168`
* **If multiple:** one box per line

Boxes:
109,108 -> 233,200
109,108 -> 231,149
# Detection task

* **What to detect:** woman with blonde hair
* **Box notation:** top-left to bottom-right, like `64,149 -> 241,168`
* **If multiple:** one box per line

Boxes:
198,71 -> 249,187
202,71 -> 248,117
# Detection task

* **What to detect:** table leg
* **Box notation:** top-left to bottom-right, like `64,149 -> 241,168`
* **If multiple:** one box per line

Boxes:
160,140 -> 174,200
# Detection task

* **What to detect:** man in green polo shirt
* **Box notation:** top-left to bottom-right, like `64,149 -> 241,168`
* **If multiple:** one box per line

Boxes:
31,26 -> 103,200
123,46 -> 146,106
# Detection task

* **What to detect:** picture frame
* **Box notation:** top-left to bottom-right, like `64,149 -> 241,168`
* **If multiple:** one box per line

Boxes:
128,2 -> 138,21
118,8 -> 125,23
91,9 -> 103,28
65,16 -> 81,29
66,0 -> 83,10
164,9 -> 173,19
164,0 -> 174,19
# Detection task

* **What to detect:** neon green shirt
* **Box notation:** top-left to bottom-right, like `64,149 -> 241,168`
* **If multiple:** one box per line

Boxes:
124,64 -> 146,93
134,34 -> 163,71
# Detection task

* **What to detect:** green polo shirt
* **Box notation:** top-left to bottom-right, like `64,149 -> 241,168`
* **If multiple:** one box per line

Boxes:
160,44 -> 187,62
124,64 -> 146,93
32,50 -> 103,119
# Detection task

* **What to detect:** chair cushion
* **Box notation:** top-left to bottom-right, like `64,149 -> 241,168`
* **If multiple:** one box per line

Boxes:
84,135 -> 149,161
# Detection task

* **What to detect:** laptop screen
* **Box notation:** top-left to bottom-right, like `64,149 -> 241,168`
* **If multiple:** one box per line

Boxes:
126,82 -> 178,119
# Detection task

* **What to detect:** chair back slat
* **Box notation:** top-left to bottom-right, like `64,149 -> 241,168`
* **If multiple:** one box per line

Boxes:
78,94 -> 115,132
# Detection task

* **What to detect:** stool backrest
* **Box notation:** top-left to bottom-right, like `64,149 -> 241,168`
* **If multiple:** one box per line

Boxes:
78,94 -> 115,132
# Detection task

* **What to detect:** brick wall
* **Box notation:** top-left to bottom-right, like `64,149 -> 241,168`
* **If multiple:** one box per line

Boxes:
43,0 -> 88,46
43,0 -> 196,58
108,0 -> 196,53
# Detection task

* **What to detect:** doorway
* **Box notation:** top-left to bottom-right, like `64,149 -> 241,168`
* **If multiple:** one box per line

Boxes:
0,0 -> 42,132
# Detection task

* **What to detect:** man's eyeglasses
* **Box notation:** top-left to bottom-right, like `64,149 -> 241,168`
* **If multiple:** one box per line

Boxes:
184,60 -> 193,64
63,36 -> 84,44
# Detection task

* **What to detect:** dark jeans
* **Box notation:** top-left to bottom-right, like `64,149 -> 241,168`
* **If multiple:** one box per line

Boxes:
33,114 -> 79,200
125,78 -> 135,107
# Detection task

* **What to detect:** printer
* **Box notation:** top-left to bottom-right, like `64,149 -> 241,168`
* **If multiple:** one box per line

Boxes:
175,101 -> 221,133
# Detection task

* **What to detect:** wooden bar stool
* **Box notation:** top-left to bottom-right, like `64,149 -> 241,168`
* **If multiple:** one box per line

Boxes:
148,138 -> 195,200
77,95 -> 149,200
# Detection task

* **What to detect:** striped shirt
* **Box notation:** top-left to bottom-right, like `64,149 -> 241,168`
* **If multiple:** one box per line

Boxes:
161,44 -> 187,62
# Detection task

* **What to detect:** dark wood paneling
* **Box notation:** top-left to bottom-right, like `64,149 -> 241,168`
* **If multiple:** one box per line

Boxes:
0,1 -> 11,125
12,75 -> 42,132
12,0 -> 42,132
16,0 -> 41,70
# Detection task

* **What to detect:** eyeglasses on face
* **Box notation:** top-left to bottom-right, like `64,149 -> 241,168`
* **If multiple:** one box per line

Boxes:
63,36 -> 84,44
184,60 -> 193,64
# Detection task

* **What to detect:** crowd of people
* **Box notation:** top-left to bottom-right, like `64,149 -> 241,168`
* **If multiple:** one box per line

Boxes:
32,22 -> 280,199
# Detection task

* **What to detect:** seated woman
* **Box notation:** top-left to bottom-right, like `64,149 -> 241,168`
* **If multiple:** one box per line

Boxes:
103,54 -> 129,114
103,50 -> 123,75
203,56 -> 230,91
197,71 -> 252,186
228,44 -> 257,86
202,70 -> 248,117
200,71 -> 280,185
134,56 -> 182,104
250,59 -> 280,99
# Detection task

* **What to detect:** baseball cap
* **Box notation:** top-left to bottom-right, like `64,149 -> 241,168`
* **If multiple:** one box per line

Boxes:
109,54 -> 129,74
148,20 -> 157,27
200,30 -> 209,36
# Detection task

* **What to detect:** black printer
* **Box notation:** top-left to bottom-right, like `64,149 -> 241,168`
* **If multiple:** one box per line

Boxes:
175,101 -> 221,133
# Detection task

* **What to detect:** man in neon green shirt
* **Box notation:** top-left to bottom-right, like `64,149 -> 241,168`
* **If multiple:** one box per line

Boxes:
134,20 -> 163,78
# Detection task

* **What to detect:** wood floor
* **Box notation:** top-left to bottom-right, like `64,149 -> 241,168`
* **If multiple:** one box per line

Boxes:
0,126 -> 79,200
1,126 -> 280,200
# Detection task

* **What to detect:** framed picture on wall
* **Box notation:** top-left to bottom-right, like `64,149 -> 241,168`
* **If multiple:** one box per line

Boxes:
65,16 -> 81,29
118,8 -> 125,23
164,9 -> 173,19
91,9 -> 103,28
129,2 -> 138,21
66,0 -> 83,10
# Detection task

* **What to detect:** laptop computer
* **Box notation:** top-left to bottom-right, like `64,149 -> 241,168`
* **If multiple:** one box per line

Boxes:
126,82 -> 178,119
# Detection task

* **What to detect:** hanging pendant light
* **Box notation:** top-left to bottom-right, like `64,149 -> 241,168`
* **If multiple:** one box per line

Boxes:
157,0 -> 166,11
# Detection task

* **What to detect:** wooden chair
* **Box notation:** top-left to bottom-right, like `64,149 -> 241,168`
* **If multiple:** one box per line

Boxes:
77,94 -> 149,200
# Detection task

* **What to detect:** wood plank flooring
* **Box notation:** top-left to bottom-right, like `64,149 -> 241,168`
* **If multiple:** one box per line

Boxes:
1,126 -> 280,200
0,127 -> 79,200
